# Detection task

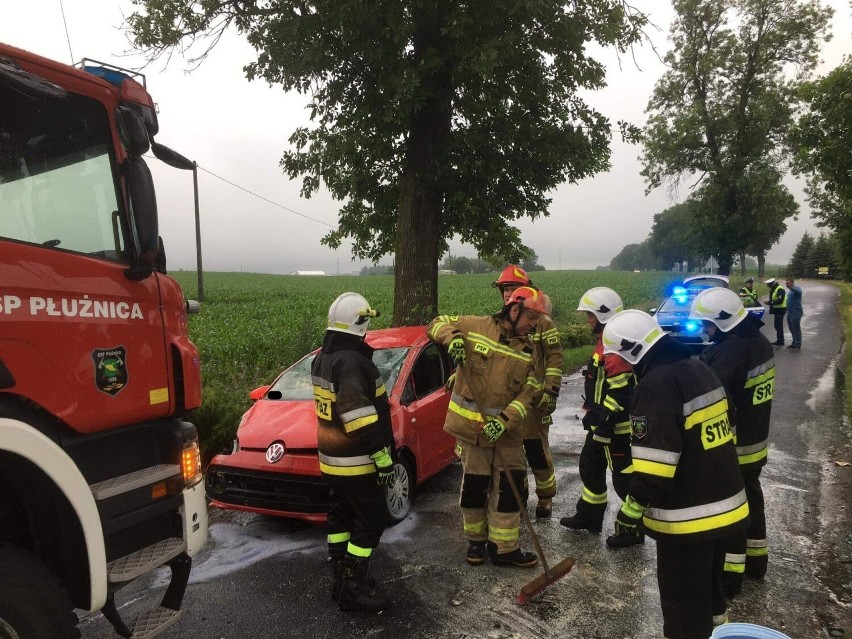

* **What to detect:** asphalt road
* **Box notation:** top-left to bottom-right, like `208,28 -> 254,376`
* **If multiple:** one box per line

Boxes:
80,281 -> 851,639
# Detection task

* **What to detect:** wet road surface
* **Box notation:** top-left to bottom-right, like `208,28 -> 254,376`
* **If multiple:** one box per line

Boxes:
80,281 -> 851,639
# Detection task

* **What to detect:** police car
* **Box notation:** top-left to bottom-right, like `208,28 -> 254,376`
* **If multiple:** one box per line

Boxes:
651,275 -> 765,350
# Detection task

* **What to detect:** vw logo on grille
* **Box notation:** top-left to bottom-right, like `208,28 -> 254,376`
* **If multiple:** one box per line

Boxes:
265,442 -> 286,464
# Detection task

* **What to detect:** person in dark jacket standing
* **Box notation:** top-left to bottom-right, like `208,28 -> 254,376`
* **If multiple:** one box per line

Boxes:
764,278 -> 787,345
559,287 -> 637,547
785,278 -> 803,350
690,287 -> 775,599
602,310 -> 749,639
312,292 -> 394,612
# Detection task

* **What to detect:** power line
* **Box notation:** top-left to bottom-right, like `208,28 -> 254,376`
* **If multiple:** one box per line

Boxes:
196,165 -> 336,228
57,0 -> 75,64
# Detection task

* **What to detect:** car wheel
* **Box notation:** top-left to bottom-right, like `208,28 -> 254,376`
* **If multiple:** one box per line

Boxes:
0,545 -> 80,639
385,455 -> 413,525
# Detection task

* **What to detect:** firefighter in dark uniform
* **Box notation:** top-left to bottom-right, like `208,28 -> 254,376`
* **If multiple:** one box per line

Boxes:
764,278 -> 787,345
312,292 -> 394,612
602,310 -> 749,639
428,286 -> 547,567
560,288 -> 637,547
690,287 -> 774,598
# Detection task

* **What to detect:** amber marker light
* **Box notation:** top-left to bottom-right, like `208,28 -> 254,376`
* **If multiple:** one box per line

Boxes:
182,441 -> 202,487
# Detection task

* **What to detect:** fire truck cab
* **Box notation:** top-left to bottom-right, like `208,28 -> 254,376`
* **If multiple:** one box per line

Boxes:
0,42 -> 208,638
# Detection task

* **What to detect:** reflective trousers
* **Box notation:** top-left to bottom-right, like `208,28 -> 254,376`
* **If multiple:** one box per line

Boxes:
657,537 -> 727,639
724,466 -> 767,594
456,440 -> 526,554
327,479 -> 388,551
523,413 -> 556,502
573,430 -> 632,522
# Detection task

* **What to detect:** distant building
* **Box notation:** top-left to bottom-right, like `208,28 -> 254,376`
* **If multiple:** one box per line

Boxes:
438,269 -> 457,275
292,270 -> 326,276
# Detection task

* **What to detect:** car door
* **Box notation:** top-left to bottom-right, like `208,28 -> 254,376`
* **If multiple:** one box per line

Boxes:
400,342 -> 454,480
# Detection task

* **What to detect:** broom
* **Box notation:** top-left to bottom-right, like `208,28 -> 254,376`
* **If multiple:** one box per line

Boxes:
491,445 -> 575,604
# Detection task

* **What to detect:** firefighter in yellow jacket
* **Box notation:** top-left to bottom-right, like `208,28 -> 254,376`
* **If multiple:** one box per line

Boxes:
428,286 -> 546,567
490,266 -> 563,518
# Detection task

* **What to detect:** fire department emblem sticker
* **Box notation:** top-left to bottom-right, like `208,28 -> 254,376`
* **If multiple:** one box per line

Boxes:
631,416 -> 648,439
92,346 -> 128,396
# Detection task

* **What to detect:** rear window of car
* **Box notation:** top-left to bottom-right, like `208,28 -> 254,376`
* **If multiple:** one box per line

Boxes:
268,347 -> 410,400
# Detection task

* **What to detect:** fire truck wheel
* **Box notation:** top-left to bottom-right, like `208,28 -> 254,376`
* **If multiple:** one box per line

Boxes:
0,545 -> 80,639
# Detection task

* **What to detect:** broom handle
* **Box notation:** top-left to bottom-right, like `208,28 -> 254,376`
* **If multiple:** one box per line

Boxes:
493,445 -> 552,578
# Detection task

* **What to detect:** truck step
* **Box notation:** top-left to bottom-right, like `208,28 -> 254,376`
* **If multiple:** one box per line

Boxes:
108,537 -> 186,584
90,464 -> 180,500
130,606 -> 182,639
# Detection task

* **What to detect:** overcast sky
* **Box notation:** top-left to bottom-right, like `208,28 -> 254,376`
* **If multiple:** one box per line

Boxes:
2,1 -> 849,273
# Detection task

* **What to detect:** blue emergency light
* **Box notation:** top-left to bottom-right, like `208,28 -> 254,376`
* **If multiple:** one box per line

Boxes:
684,320 -> 701,333
673,286 -> 688,304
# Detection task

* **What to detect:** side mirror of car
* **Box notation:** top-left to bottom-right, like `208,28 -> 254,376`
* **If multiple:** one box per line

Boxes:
249,385 -> 271,401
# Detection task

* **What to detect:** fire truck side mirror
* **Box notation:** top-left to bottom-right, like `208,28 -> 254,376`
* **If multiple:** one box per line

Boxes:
115,106 -> 150,155
125,156 -> 159,276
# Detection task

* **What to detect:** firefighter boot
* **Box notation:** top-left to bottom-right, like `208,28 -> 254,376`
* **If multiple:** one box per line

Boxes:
488,542 -> 539,568
559,512 -> 603,533
606,520 -> 645,549
466,540 -> 487,566
329,546 -> 345,602
338,556 -> 390,613
535,498 -> 553,519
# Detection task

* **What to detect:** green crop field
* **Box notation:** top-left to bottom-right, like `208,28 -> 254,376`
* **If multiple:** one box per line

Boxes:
171,269 -> 725,459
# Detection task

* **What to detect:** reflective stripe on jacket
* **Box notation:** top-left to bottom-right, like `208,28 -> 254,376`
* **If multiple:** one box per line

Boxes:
629,338 -> 749,543
583,335 -> 635,436
311,331 -> 393,480
524,314 -> 564,435
700,318 -> 774,470
427,314 -> 537,446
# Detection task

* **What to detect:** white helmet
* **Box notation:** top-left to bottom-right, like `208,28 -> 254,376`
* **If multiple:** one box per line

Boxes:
689,287 -> 747,332
327,292 -> 379,337
602,309 -> 664,365
577,287 -> 623,324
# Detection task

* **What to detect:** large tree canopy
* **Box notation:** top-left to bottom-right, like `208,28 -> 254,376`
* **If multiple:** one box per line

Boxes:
129,0 -> 646,324
641,0 -> 831,275
790,58 -> 852,279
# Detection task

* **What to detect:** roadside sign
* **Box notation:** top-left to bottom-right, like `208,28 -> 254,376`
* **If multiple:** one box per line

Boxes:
818,266 -> 829,275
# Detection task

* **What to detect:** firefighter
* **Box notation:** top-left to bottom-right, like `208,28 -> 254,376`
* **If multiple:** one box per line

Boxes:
738,277 -> 760,307
491,265 -> 563,518
559,287 -> 637,547
690,287 -> 774,598
601,310 -> 749,639
312,292 -> 394,612
764,278 -> 787,345
428,286 -> 546,567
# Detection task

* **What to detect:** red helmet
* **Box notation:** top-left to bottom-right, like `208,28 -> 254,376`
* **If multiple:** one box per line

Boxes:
506,286 -> 548,314
493,265 -> 531,289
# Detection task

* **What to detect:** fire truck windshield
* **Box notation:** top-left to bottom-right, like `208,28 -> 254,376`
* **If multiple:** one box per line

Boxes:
0,85 -> 126,261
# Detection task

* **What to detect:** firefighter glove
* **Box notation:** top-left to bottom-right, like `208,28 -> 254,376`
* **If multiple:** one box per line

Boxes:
482,418 -> 507,443
370,448 -> 395,486
614,496 -> 647,536
537,390 -> 558,416
448,335 -> 466,366
445,372 -> 456,392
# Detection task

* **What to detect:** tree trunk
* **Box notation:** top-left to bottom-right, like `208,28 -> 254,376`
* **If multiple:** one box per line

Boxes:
739,251 -> 746,276
392,8 -> 452,327
757,250 -> 766,278
717,254 -> 733,276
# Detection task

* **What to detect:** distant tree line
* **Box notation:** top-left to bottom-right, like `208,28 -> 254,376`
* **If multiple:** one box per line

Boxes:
787,231 -> 845,280
360,250 -> 545,276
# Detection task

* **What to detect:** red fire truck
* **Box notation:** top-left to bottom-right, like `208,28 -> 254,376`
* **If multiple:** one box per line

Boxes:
0,42 -> 208,638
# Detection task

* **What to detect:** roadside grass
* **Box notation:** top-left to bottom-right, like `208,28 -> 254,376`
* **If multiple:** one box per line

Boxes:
171,270 -> 677,460
826,280 -> 852,419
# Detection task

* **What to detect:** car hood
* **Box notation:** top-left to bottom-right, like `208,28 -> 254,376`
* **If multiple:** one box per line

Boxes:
237,399 -> 319,450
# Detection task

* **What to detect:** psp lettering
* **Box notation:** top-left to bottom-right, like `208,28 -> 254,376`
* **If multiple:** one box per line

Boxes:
0,295 -> 143,320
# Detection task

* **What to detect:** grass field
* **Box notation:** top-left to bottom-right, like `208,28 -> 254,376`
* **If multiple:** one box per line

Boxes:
171,269 -> 743,459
